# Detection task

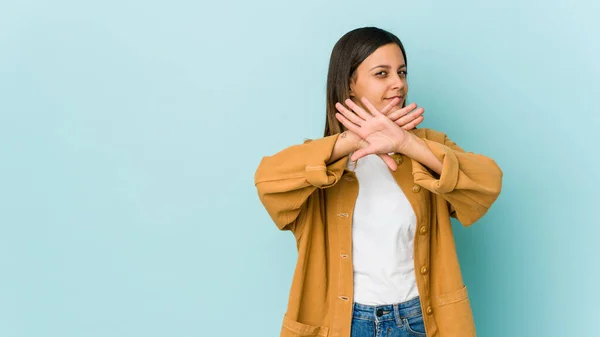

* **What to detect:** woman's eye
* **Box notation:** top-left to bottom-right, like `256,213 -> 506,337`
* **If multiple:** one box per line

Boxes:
398,70 -> 408,76
376,71 -> 387,76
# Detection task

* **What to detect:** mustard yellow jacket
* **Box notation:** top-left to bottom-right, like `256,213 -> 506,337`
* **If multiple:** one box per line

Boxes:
254,128 -> 503,337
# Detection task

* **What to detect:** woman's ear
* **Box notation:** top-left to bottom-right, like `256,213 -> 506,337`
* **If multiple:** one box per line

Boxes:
349,72 -> 357,97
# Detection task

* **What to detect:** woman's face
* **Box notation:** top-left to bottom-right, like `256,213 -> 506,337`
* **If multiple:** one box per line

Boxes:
349,43 -> 407,114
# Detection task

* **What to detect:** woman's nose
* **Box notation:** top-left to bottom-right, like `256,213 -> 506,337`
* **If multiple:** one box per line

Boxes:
391,73 -> 405,89
392,75 -> 405,89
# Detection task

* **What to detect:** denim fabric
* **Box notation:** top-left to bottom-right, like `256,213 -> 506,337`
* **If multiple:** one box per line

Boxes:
351,296 -> 427,337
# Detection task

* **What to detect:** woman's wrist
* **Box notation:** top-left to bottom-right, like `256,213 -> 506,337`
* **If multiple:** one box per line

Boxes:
342,130 -> 364,152
327,131 -> 361,164
395,132 -> 417,155
396,133 -> 443,174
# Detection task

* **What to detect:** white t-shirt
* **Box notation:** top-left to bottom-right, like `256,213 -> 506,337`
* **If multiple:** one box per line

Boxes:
347,153 -> 419,305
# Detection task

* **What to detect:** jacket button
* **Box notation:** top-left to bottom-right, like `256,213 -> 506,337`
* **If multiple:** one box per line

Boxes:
420,266 -> 429,275
426,306 -> 433,315
337,213 -> 349,218
390,153 -> 403,165
344,176 -> 354,181
419,226 -> 428,235
412,185 -> 421,193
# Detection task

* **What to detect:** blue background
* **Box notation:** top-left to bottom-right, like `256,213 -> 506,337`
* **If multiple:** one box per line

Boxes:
1,1 -> 598,336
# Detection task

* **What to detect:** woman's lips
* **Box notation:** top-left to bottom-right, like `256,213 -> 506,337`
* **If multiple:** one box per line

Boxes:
384,96 -> 404,102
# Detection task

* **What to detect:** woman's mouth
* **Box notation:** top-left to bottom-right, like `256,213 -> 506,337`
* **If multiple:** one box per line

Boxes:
385,96 -> 404,102
385,96 -> 404,104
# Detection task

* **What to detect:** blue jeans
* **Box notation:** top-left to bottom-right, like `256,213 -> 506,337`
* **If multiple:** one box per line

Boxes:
351,296 -> 427,337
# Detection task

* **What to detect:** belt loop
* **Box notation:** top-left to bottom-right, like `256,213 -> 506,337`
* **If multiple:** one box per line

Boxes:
393,303 -> 402,327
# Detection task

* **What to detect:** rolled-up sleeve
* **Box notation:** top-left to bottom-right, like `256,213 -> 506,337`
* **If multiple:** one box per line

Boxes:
411,130 -> 503,226
254,134 -> 349,231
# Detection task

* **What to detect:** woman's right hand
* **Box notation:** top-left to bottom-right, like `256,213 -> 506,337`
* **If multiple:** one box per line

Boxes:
385,102 -> 425,130
340,129 -> 399,171
341,99 -> 424,171
342,98 -> 423,144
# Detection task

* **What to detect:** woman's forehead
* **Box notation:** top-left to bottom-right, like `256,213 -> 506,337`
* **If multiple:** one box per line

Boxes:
360,44 -> 406,69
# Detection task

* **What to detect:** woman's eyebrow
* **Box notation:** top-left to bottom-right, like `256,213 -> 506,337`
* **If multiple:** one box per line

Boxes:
369,64 -> 407,71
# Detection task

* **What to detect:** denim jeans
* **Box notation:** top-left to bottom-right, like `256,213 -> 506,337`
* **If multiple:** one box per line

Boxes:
351,296 -> 427,337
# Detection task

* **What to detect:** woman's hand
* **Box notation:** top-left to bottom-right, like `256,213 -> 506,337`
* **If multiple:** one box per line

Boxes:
388,102 -> 424,130
338,129 -> 400,170
335,97 -> 415,165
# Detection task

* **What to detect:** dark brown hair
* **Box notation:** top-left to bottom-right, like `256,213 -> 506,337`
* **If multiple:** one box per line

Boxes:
324,27 -> 408,137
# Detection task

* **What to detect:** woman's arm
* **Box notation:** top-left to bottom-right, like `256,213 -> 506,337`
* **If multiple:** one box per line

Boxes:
254,133 -> 355,232
407,129 -> 503,226
327,131 -> 361,164
397,134 -> 443,175
333,97 -> 502,226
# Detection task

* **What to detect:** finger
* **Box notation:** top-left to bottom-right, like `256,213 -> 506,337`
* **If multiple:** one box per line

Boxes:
394,107 -> 424,127
401,116 -> 424,130
353,147 -> 398,171
350,147 -> 370,162
361,97 -> 385,117
387,102 -> 418,121
351,143 -> 383,162
378,154 -> 398,171
344,98 -> 372,120
380,97 -> 401,115
335,102 -> 365,126
335,113 -> 361,134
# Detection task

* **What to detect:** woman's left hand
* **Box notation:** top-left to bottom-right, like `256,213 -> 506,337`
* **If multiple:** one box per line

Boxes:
335,97 -> 413,162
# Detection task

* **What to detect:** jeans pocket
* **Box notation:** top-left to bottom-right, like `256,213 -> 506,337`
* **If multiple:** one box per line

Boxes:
403,314 -> 427,336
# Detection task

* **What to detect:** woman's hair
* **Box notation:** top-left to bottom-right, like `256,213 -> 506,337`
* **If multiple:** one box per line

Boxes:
324,27 -> 408,137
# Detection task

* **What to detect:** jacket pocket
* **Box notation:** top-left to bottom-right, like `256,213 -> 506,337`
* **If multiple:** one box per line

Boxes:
281,314 -> 329,337
433,286 -> 477,337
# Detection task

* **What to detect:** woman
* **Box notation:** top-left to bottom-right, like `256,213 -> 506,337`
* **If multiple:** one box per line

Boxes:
254,27 -> 502,337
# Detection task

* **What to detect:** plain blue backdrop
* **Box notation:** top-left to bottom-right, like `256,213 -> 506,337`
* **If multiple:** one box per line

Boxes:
1,1 -> 598,336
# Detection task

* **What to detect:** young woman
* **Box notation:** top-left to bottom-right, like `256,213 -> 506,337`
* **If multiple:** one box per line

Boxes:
254,27 -> 503,337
